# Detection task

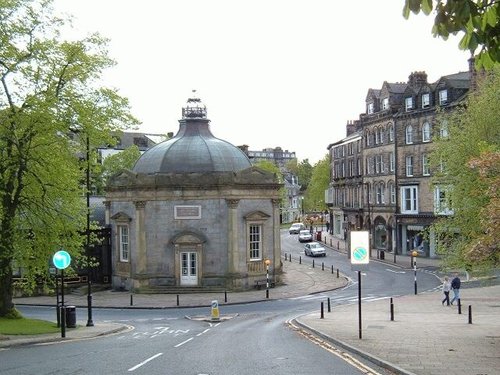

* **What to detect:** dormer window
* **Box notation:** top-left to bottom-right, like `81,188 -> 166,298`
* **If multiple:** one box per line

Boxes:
367,102 -> 374,114
439,89 -> 448,105
382,97 -> 389,110
405,97 -> 413,111
422,93 -> 430,108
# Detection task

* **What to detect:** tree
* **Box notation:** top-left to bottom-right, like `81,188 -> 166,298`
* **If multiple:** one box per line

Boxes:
254,160 -> 287,201
303,154 -> 330,212
0,0 -> 137,317
286,158 -> 313,192
429,66 -> 500,271
95,144 -> 142,194
403,0 -> 500,68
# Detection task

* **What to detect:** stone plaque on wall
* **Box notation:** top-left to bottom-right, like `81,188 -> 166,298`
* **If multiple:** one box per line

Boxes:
175,205 -> 201,219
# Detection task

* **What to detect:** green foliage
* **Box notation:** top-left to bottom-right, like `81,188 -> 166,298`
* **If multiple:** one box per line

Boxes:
403,0 -> 500,68
286,158 -> 313,191
0,0 -> 138,316
254,160 -> 286,202
96,144 -> 142,194
0,316 -> 59,335
430,66 -> 500,271
303,154 -> 330,212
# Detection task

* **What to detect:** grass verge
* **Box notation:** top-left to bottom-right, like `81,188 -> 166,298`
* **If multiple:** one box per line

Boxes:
0,317 -> 59,335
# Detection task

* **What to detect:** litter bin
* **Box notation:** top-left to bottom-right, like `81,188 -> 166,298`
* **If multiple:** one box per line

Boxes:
316,231 -> 322,241
380,250 -> 385,260
65,305 -> 76,328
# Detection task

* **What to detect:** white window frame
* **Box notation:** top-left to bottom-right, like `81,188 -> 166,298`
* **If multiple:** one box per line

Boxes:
382,97 -> 389,110
422,93 -> 430,108
434,186 -> 454,215
388,124 -> 394,142
389,152 -> 395,172
406,156 -> 413,177
405,125 -> 413,144
439,89 -> 448,105
422,154 -> 430,176
405,97 -> 413,111
248,224 -> 262,260
401,186 -> 418,214
118,225 -> 129,262
367,102 -> 374,114
439,120 -> 449,138
390,183 -> 396,204
422,122 -> 431,142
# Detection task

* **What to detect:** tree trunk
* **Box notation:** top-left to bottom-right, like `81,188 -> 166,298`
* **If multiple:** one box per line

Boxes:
0,260 -> 14,317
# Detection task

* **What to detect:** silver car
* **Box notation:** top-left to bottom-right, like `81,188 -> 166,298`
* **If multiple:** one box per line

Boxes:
289,222 -> 305,234
298,230 -> 313,242
304,242 -> 326,257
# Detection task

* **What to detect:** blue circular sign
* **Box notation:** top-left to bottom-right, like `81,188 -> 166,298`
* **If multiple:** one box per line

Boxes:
53,250 -> 71,270
353,247 -> 368,261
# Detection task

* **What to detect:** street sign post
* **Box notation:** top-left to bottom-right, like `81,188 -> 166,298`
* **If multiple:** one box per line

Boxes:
53,250 -> 71,338
350,231 -> 370,340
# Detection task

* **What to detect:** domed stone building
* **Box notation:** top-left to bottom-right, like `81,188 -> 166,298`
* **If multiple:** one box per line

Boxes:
105,93 -> 283,292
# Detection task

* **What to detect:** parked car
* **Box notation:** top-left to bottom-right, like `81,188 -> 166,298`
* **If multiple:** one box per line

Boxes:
289,222 -> 305,234
298,230 -> 313,242
304,242 -> 326,257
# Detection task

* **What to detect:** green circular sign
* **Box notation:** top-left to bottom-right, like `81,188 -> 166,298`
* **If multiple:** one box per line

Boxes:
53,250 -> 71,270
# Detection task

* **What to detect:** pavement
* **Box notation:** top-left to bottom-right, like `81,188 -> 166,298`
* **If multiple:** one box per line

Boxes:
2,233 -> 499,375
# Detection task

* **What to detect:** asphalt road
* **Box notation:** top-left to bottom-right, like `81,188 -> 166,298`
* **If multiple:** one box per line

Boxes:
2,232 -> 442,375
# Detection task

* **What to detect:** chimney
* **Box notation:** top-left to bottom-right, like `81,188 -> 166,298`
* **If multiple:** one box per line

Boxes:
346,120 -> 356,136
408,71 -> 428,88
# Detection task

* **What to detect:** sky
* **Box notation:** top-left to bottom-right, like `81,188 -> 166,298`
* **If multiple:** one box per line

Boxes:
53,0 -> 470,164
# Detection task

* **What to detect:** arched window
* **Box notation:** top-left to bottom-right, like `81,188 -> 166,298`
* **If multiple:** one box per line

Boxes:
405,125 -> 413,144
388,123 -> 394,142
422,122 -> 431,142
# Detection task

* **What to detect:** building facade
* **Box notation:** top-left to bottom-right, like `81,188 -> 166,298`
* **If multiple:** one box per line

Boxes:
105,95 -> 283,292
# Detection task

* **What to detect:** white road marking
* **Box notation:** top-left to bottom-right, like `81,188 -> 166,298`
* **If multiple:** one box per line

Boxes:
128,352 -> 163,372
386,268 -> 406,274
197,329 -> 210,336
174,337 -> 194,347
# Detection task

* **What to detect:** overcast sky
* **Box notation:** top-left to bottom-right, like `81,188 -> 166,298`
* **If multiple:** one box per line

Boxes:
53,0 -> 470,164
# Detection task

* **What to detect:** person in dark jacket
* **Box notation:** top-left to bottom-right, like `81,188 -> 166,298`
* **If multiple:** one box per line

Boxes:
450,274 -> 461,305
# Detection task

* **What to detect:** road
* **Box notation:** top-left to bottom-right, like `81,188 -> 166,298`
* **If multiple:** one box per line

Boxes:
1,231 -> 441,375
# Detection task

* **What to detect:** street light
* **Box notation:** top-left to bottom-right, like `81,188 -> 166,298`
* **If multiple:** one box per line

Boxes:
412,250 -> 418,295
265,259 -> 271,299
85,135 -> 94,327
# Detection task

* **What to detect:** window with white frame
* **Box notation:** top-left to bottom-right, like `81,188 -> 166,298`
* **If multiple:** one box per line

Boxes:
422,154 -> 430,176
367,102 -> 374,114
357,158 -> 361,175
249,224 -> 262,260
422,122 -> 431,142
367,184 -> 372,204
390,183 -> 396,204
401,186 -> 418,214
439,120 -> 449,138
405,125 -> 413,144
434,186 -> 454,215
375,155 -> 381,174
405,97 -> 413,111
376,183 -> 385,204
439,89 -> 448,105
375,128 -> 380,144
382,97 -> 389,110
388,124 -> 394,142
389,152 -> 395,172
118,225 -> 129,262
366,132 -> 371,146
379,128 -> 384,143
406,156 -> 413,176
422,93 -> 430,108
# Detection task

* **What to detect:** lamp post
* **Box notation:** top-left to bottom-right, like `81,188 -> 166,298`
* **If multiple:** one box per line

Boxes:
265,259 -> 271,299
85,135 -> 94,327
412,250 -> 418,295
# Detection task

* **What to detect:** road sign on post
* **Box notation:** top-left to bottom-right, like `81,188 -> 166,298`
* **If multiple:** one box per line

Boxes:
52,250 -> 71,338
350,231 -> 370,271
53,250 -> 71,270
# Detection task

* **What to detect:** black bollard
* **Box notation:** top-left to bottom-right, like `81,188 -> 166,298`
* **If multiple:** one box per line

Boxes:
312,259 -> 315,268
176,294 -> 179,306
468,305 -> 472,324
224,290 -> 227,303
337,268 -> 339,278
130,294 -> 133,306
331,265 -> 334,274
322,262 -> 324,271
320,302 -> 324,319
458,298 -> 462,314
299,256 -> 301,264
390,298 -> 394,321
327,297 -> 331,312
289,255 -> 291,262
285,253 -> 287,261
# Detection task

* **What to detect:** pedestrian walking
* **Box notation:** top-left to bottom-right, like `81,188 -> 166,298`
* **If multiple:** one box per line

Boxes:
441,276 -> 451,306
450,273 -> 461,305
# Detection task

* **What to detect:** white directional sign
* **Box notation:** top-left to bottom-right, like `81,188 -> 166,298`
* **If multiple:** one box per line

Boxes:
53,250 -> 71,270
350,231 -> 370,270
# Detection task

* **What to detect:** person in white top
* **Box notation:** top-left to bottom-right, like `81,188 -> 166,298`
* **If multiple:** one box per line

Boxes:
442,276 -> 451,306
